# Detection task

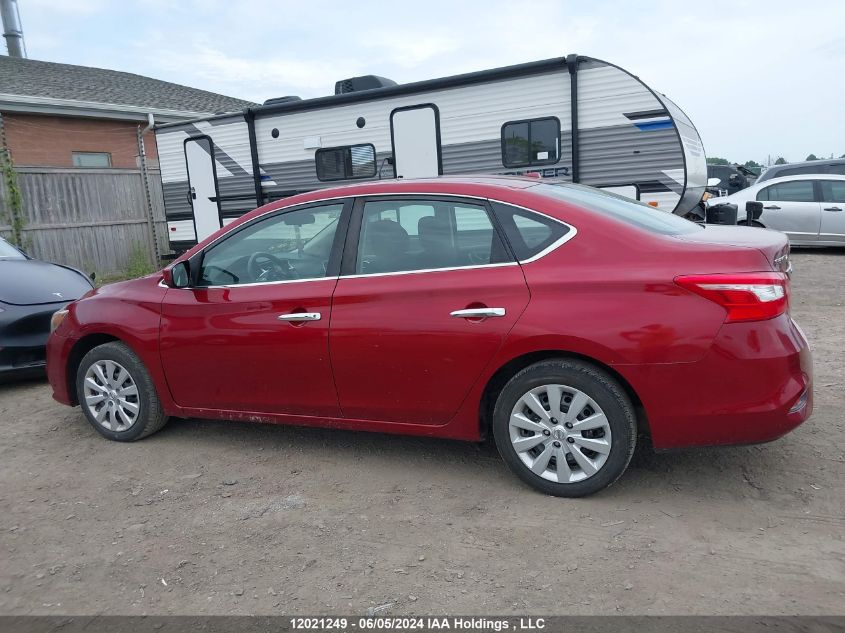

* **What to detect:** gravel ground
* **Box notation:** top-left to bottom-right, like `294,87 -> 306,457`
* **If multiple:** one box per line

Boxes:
0,250 -> 843,616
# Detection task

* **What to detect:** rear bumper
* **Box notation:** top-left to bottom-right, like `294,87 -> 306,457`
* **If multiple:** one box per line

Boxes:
46,332 -> 76,405
624,313 -> 813,449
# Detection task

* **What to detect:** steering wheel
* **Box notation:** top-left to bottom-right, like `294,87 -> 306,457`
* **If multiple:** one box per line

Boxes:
247,251 -> 293,282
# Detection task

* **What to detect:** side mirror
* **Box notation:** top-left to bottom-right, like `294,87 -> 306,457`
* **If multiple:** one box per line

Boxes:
746,200 -> 764,220
706,177 -> 721,187
162,261 -> 191,288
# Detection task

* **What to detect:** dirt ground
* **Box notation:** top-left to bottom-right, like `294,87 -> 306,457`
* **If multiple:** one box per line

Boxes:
0,250 -> 843,616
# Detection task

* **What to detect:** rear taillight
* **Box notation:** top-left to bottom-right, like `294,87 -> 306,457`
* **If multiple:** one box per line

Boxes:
674,273 -> 789,323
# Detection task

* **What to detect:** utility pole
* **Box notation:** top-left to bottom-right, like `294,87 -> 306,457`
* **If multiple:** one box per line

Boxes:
0,0 -> 26,58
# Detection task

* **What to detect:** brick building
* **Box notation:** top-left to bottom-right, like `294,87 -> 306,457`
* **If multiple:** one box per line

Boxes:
0,55 -> 255,168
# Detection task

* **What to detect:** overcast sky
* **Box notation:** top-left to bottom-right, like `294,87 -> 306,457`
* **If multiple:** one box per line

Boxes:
14,0 -> 845,165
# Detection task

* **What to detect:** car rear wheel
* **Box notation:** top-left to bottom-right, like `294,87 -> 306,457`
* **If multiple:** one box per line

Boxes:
492,359 -> 636,497
75,342 -> 168,441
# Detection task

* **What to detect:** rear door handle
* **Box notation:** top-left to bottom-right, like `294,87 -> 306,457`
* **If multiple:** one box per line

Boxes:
278,312 -> 321,322
450,307 -> 506,318
823,206 -> 843,212
763,205 -> 781,210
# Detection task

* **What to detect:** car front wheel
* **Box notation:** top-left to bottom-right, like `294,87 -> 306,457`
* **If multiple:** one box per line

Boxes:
492,359 -> 637,497
75,341 -> 169,441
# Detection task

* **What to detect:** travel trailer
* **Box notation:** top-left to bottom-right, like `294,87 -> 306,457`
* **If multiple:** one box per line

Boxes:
155,54 -> 708,251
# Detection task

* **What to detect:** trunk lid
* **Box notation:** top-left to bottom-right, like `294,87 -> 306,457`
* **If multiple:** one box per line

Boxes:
671,225 -> 791,273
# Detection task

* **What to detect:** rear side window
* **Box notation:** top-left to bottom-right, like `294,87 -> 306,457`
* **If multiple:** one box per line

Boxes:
315,144 -> 376,181
491,202 -> 570,261
821,181 -> 845,203
354,199 -> 511,275
534,184 -> 702,235
757,181 -> 815,202
778,165 -> 822,177
501,117 -> 560,168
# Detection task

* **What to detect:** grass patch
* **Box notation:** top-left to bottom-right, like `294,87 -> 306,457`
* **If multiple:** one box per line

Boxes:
96,242 -> 158,286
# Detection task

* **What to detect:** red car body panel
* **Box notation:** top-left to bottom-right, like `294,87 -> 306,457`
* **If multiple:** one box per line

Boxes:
159,279 -> 340,416
329,265 -> 529,424
46,177 -> 813,449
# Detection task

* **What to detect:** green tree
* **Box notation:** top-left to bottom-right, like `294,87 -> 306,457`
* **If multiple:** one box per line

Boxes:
840,154 -> 845,158
806,154 -> 819,161
774,157 -> 787,165
707,157 -> 731,165
743,160 -> 762,169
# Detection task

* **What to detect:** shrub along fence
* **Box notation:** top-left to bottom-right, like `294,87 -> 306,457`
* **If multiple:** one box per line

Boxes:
0,166 -> 167,277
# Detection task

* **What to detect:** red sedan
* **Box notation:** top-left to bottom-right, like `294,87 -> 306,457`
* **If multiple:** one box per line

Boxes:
46,177 -> 812,497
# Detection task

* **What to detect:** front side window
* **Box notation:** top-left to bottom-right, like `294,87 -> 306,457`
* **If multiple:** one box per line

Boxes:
757,181 -> 815,202
198,204 -> 343,286
315,144 -> 376,181
491,202 -> 570,261
354,199 -> 511,275
72,152 -> 111,168
821,181 -> 845,203
501,117 -> 560,168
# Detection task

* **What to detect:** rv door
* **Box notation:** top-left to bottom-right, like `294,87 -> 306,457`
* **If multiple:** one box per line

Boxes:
390,105 -> 442,179
184,136 -> 222,242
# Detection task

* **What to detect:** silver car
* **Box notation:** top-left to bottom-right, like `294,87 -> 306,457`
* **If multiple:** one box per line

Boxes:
707,174 -> 845,246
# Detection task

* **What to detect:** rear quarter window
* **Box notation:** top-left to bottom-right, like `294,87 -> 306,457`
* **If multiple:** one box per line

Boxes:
491,202 -> 570,260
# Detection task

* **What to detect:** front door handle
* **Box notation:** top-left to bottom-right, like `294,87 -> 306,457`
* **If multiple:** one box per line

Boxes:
450,307 -> 506,319
763,205 -> 781,210
823,206 -> 843,212
278,312 -> 321,322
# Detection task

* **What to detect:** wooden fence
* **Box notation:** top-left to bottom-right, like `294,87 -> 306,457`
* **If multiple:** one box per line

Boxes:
0,166 -> 168,276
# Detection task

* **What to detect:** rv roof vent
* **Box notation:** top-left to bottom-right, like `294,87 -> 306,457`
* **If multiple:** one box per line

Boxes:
334,75 -> 397,95
263,95 -> 302,106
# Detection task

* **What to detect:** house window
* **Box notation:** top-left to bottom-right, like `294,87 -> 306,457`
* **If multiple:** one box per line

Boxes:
72,152 -> 112,168
501,117 -> 560,168
315,144 -> 376,181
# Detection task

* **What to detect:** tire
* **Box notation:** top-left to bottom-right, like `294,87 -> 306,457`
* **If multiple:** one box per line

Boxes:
75,341 -> 169,441
492,359 -> 637,497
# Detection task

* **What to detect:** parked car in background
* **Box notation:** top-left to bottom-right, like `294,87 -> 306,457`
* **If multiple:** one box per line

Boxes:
0,237 -> 93,379
707,174 -> 845,245
47,177 -> 811,497
757,158 -> 845,184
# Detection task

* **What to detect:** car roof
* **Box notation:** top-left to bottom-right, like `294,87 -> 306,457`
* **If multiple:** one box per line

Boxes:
755,173 -> 845,185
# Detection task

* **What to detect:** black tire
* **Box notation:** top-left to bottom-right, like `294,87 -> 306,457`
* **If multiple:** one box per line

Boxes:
738,220 -> 766,228
75,341 -> 169,441
491,359 -> 637,497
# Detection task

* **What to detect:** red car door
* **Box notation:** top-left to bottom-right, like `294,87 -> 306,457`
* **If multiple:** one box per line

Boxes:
329,196 -> 530,425
159,202 -> 349,416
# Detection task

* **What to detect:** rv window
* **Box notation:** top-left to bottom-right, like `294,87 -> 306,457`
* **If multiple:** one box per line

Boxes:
501,117 -> 560,168
315,144 -> 376,181
491,202 -> 570,261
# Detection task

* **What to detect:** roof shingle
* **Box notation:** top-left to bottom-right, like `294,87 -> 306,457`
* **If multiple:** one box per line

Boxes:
0,56 -> 256,115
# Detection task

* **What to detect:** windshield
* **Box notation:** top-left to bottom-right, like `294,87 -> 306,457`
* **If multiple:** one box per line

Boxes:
0,238 -> 25,259
535,183 -> 703,235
